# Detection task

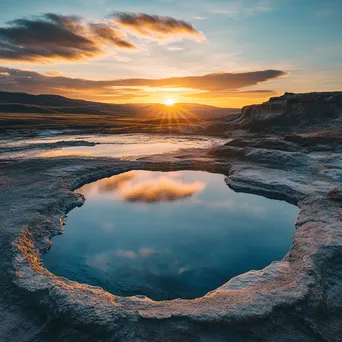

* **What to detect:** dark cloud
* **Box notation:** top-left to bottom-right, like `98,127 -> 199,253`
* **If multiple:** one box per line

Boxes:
111,12 -> 204,42
190,89 -> 277,98
88,23 -> 136,49
0,67 -> 286,102
0,13 -> 136,62
0,67 -> 147,101
100,70 -> 287,91
0,12 -> 204,62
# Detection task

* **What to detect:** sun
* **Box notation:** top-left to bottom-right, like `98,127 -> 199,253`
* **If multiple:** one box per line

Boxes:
164,98 -> 175,106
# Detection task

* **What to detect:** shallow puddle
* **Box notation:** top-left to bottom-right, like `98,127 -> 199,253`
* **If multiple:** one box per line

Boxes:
1,134 -> 225,159
38,141 -> 206,158
38,135 -> 224,158
43,171 -> 298,300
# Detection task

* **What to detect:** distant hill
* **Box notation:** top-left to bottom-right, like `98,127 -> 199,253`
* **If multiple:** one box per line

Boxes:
0,91 -> 241,135
0,91 -> 239,118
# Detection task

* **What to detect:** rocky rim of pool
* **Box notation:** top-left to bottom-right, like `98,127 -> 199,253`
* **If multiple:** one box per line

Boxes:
42,170 -> 298,301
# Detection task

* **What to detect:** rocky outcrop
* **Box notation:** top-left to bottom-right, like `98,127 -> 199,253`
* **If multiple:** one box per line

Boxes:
232,92 -> 342,132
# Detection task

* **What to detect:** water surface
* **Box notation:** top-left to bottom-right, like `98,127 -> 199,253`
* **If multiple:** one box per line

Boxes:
43,171 -> 298,300
1,133 -> 225,159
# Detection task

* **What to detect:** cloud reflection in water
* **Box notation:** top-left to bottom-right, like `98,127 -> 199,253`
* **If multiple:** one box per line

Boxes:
84,170 -> 205,203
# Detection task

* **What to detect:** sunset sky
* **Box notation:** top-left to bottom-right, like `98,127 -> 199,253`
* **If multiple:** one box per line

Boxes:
0,0 -> 341,108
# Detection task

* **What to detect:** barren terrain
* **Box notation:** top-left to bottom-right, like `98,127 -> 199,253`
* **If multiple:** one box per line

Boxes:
0,92 -> 341,341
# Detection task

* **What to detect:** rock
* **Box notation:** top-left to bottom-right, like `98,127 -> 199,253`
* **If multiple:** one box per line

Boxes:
284,130 -> 342,152
230,92 -> 342,132
329,188 -> 342,201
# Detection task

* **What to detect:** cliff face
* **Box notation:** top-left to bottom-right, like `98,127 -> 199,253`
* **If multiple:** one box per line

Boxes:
233,92 -> 342,132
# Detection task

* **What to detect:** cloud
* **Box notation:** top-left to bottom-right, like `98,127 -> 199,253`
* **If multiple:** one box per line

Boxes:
210,200 -> 266,215
115,249 -> 137,259
0,12 -> 204,62
88,23 -> 136,49
190,89 -> 277,99
210,0 -> 272,18
44,70 -> 63,76
0,13 -> 136,62
0,67 -> 286,103
102,70 -> 287,91
166,46 -> 184,51
120,177 -> 205,202
139,248 -> 161,257
0,67 -> 140,99
78,171 -> 140,196
97,171 -> 140,193
85,171 -> 205,203
110,12 -> 205,42
86,248 -> 164,271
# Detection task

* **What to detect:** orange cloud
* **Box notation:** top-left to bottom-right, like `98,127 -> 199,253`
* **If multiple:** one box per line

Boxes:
190,89 -> 277,98
0,67 -> 286,95
98,171 -> 140,193
120,176 -> 205,202
88,23 -> 136,49
45,71 -> 63,76
0,67 -> 286,106
100,70 -> 287,91
111,12 -> 205,42
88,171 -> 205,202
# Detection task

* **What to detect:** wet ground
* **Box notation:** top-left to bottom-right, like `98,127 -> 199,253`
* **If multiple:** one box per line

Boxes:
0,131 -> 226,159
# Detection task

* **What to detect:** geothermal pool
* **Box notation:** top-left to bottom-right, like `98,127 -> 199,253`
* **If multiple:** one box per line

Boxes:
43,171 -> 298,300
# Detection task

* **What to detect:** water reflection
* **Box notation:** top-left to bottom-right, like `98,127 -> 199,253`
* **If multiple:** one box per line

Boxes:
38,143 -> 188,158
84,171 -> 205,202
43,171 -> 298,300
2,134 -> 227,160
36,135 -> 224,159
97,171 -> 139,192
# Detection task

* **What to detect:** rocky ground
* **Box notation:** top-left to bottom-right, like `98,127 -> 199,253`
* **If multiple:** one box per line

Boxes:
0,92 -> 341,341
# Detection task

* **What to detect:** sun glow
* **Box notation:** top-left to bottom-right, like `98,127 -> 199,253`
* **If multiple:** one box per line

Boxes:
164,98 -> 175,106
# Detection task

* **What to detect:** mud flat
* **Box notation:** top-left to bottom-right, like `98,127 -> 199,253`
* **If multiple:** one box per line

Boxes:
0,92 -> 341,341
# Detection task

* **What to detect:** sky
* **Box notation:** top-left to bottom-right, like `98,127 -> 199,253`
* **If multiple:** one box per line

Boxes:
0,0 -> 341,108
